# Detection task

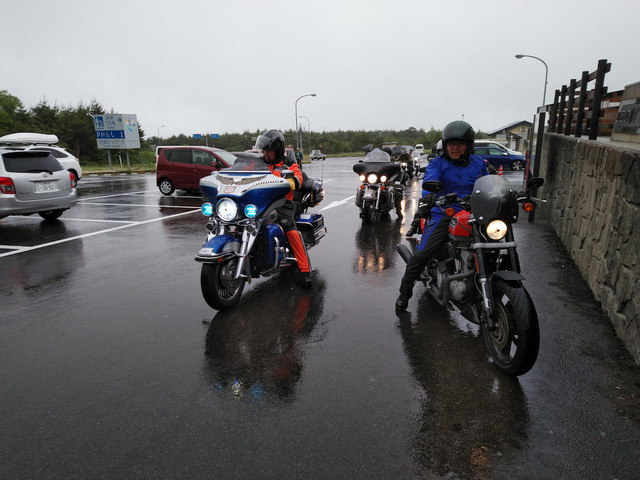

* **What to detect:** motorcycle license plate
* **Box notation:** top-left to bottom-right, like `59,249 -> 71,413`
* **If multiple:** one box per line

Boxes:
36,182 -> 57,192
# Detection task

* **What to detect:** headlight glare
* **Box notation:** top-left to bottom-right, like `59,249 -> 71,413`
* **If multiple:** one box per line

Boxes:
380,175 -> 388,183
359,174 -> 366,182
366,173 -> 378,184
486,219 -> 508,240
217,198 -> 238,221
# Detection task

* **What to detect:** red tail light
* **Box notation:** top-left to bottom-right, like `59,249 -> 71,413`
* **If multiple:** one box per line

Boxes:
70,172 -> 76,188
0,177 -> 16,194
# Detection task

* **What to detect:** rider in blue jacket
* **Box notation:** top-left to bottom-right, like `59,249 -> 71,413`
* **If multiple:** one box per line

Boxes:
395,120 -> 489,311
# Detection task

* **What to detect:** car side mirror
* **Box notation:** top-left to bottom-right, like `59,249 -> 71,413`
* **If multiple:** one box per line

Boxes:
503,152 -> 508,156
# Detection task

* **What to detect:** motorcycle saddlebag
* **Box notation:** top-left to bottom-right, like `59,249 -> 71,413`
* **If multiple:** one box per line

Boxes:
296,213 -> 327,246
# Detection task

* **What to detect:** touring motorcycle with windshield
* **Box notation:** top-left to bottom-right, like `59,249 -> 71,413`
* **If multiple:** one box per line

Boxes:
397,174 -> 544,376
353,149 -> 404,223
196,154 -> 326,310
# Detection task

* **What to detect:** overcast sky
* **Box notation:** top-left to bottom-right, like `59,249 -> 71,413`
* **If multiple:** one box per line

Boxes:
2,0 -> 638,139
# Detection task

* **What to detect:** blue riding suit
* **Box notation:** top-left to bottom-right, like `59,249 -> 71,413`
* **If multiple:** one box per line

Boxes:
399,154 -> 488,296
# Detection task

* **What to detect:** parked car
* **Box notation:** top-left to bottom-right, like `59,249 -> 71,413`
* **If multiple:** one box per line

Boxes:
474,140 -> 523,156
155,146 -> 237,195
473,145 -> 526,171
0,133 -> 83,187
0,148 -> 77,220
310,149 -> 326,161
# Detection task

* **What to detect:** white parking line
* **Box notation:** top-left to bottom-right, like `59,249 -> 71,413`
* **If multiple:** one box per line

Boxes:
319,195 -> 356,211
79,202 -> 198,209
0,209 -> 201,258
78,190 -> 157,201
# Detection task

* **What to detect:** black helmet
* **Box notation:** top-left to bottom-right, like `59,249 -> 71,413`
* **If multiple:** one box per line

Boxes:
255,129 -> 285,163
442,120 -> 475,165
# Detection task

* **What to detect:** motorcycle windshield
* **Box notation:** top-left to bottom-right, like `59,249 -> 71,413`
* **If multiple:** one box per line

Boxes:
470,175 -> 519,224
222,153 -> 270,173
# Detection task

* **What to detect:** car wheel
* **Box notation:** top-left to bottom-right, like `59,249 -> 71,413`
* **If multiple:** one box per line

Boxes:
39,209 -> 64,221
158,178 -> 175,195
511,160 -> 524,171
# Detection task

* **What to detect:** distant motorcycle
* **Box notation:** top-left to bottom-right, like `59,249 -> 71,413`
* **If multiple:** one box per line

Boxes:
196,154 -> 326,310
353,149 -> 404,224
397,175 -> 545,376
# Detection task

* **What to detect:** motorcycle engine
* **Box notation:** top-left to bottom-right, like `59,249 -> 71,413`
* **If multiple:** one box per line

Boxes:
449,250 -> 475,301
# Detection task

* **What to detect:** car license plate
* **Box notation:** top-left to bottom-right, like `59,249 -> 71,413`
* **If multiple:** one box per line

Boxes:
36,181 -> 57,192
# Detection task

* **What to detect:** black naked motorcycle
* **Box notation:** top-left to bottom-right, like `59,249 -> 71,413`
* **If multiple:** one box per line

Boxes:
397,175 -> 545,376
353,155 -> 404,224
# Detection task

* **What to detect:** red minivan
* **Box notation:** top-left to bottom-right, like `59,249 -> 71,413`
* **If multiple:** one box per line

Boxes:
155,146 -> 237,195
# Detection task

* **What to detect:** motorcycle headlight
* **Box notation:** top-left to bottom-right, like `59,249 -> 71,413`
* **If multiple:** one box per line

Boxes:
380,175 -> 388,183
359,174 -> 366,182
401,162 -> 407,167
486,219 -> 508,240
367,173 -> 378,184
216,198 -> 238,221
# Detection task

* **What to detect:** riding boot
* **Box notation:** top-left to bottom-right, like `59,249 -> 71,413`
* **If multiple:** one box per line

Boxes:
395,277 -> 415,311
286,230 -> 311,286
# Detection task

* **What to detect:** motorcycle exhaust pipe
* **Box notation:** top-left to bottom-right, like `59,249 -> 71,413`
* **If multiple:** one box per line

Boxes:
397,243 -> 412,264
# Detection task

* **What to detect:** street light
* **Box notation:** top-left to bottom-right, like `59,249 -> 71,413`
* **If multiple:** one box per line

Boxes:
515,54 -> 549,106
294,94 -> 316,150
157,125 -> 165,143
299,115 -> 310,155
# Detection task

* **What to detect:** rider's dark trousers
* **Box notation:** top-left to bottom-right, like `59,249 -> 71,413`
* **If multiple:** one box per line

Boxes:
399,215 -> 451,297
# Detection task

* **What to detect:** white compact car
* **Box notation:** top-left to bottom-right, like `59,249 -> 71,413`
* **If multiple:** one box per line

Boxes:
0,133 -> 83,187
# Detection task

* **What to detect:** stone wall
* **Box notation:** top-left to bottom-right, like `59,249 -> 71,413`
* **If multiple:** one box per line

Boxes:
537,133 -> 640,363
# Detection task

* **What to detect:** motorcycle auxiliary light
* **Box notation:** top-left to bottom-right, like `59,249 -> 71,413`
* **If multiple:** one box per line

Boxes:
244,204 -> 258,218
201,203 -> 213,216
486,219 -> 508,240
380,175 -> 388,183
359,174 -> 366,182
367,173 -> 378,184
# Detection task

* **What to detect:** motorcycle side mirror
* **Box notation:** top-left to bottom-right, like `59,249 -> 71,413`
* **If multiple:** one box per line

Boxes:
422,180 -> 444,193
281,169 -> 295,179
526,177 -> 544,190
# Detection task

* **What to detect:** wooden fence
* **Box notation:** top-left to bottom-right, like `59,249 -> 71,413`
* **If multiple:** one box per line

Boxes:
547,59 -> 622,139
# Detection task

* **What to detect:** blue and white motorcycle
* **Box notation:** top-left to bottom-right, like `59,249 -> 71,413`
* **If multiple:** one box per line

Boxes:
196,154 -> 326,310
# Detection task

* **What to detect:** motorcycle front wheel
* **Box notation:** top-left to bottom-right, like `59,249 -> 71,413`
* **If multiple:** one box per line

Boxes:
482,279 -> 540,376
362,200 -> 377,224
201,259 -> 246,311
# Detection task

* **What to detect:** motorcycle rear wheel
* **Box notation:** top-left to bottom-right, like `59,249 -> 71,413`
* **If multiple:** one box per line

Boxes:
482,279 -> 540,376
363,200 -> 377,224
201,259 -> 246,311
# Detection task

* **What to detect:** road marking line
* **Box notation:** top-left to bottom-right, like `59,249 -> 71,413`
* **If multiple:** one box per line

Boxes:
0,209 -> 201,258
78,190 -> 157,201
319,195 -> 355,211
78,202 -> 198,209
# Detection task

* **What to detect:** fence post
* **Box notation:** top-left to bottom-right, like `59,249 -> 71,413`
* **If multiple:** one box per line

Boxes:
528,111 -> 546,223
565,79 -> 577,135
575,70 -> 589,137
557,85 -> 567,133
589,59 -> 609,140
549,90 -> 560,131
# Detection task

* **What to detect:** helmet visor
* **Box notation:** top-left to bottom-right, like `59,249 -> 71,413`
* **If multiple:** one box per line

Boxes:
254,134 -> 272,151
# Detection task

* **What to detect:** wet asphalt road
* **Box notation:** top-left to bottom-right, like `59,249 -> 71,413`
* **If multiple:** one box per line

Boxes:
1,158 -> 639,479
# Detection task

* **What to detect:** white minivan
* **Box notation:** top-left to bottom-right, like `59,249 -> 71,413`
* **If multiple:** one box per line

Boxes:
414,144 -> 424,154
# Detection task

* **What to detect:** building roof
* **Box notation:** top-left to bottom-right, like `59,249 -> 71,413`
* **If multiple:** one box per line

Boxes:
487,120 -> 533,136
